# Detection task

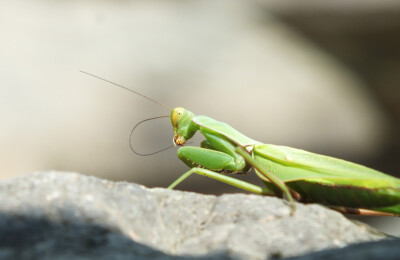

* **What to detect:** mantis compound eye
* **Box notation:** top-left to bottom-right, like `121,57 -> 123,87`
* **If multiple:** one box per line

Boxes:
171,107 -> 185,127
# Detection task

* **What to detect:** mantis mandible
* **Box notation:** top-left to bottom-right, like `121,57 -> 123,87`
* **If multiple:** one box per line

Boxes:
82,71 -> 400,216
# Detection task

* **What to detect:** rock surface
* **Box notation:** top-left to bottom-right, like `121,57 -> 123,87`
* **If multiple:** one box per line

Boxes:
0,171 -> 387,259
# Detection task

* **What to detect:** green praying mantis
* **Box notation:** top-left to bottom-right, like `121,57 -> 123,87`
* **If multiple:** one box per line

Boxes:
81,71 -> 400,216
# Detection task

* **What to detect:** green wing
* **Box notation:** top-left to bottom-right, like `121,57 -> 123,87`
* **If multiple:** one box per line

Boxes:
193,115 -> 262,147
253,144 -> 400,213
253,144 -> 400,186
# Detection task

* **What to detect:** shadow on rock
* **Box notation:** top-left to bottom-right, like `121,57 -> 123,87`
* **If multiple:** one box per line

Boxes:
0,213 -> 225,260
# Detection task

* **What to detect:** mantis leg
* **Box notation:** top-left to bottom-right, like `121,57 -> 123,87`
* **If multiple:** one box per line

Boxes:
176,129 -> 252,173
235,147 -> 299,214
169,131 -> 267,192
176,146 -> 250,173
170,130 -> 295,214
167,167 -> 275,196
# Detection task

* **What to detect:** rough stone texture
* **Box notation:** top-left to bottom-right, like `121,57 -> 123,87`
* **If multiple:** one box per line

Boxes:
0,171 -> 388,259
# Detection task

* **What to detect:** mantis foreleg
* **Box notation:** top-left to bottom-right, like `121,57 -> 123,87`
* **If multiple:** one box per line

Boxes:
169,129 -> 297,213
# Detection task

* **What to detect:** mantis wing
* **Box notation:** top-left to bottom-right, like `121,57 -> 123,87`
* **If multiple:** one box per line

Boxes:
253,144 -> 399,183
253,144 -> 400,213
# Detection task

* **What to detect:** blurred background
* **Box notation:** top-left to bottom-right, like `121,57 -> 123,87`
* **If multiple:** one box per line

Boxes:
0,0 -> 399,234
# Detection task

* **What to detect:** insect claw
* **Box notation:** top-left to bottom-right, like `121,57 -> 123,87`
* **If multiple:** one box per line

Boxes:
289,202 -> 296,216
282,199 -> 296,216
283,190 -> 298,216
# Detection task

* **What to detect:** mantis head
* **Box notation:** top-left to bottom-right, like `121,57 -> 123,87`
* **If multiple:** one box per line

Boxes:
171,107 -> 198,146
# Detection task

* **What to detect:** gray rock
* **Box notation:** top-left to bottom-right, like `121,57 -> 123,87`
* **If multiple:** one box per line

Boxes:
0,171 -> 386,259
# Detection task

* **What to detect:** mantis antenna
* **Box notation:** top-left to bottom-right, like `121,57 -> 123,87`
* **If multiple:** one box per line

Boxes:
129,115 -> 175,156
79,70 -> 171,111
80,70 -> 175,156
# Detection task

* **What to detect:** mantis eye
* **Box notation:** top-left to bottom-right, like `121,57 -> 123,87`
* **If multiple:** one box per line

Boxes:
171,107 -> 185,127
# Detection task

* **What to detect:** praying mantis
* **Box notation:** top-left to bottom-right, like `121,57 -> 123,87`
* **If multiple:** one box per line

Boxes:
81,71 -> 400,216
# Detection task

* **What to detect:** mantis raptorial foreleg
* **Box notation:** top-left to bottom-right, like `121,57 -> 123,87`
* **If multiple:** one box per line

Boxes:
168,147 -> 297,214
177,130 -> 251,173
169,129 -> 298,213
